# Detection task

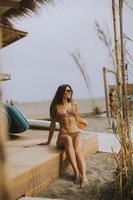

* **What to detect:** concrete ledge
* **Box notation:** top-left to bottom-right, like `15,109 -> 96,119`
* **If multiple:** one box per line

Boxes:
6,130 -> 98,199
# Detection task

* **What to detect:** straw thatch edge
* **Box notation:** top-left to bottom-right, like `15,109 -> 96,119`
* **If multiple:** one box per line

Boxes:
2,0 -> 54,27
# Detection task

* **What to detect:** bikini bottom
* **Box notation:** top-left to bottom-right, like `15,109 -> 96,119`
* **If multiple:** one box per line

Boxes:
56,131 -> 81,149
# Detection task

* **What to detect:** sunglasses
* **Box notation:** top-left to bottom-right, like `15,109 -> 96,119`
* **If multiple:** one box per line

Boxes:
65,89 -> 73,93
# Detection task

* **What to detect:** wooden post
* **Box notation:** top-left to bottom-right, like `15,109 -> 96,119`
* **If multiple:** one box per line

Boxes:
0,16 -> 12,200
103,67 -> 110,117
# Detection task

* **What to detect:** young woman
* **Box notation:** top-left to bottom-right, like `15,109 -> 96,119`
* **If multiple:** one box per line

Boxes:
41,84 -> 88,187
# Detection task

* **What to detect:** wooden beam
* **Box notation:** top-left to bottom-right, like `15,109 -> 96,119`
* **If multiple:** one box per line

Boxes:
103,67 -> 118,117
105,67 -> 117,74
0,0 -> 19,9
103,67 -> 110,117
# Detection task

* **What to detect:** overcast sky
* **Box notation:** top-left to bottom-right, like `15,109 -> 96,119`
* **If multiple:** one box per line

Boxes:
2,0 -> 133,103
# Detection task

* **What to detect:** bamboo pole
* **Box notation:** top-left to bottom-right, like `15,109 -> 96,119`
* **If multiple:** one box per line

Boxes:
110,1 -> 133,199
0,16 -> 12,200
119,0 -> 129,126
112,0 -> 121,94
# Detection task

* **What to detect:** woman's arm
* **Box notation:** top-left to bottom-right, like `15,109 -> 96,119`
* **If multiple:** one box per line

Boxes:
39,119 -> 56,145
47,119 -> 56,144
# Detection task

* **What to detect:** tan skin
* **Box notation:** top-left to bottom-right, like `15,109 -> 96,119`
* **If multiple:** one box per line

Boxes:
40,87 -> 88,186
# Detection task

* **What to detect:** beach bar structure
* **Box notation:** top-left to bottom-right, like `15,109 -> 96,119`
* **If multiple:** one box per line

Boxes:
108,83 -> 133,110
105,83 -> 133,117
103,68 -> 133,116
103,67 -> 133,117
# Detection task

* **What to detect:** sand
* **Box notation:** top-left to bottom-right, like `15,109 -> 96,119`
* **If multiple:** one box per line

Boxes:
36,152 -> 116,200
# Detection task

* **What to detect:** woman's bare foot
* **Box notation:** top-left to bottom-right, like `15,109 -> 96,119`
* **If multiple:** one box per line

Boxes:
80,176 -> 88,188
74,172 -> 81,185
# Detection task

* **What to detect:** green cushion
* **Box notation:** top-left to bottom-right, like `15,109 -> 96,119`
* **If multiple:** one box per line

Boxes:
128,97 -> 133,102
4,104 -> 29,134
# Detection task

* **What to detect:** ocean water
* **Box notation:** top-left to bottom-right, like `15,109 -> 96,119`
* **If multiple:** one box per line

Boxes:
14,97 -> 106,119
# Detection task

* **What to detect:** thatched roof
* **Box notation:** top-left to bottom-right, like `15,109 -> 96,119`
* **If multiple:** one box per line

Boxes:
1,0 -> 53,27
0,23 -> 28,48
0,1 -> 52,47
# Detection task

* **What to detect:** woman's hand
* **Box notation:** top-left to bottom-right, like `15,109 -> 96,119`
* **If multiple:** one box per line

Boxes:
38,120 -> 55,146
38,141 -> 50,145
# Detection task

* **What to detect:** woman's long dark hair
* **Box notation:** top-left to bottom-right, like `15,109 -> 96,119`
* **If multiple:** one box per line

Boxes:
50,84 -> 73,119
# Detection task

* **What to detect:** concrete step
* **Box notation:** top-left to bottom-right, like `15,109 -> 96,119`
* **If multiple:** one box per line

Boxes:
6,130 -> 98,199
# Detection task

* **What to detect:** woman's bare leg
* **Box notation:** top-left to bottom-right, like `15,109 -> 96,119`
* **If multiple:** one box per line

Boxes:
57,134 -> 80,181
73,133 -> 87,179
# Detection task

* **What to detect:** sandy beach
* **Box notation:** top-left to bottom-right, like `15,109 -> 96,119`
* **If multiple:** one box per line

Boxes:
36,152 -> 116,200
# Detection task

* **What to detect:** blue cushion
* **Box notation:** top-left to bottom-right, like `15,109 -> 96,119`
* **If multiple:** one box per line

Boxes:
4,104 -> 29,134
128,97 -> 133,102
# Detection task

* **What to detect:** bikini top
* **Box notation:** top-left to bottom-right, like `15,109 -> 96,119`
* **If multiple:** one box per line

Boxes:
57,110 -> 75,119
56,105 -> 76,122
